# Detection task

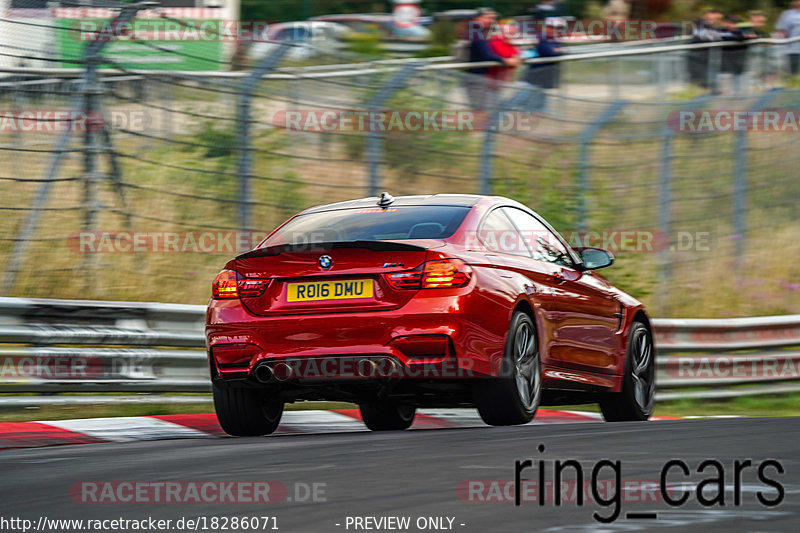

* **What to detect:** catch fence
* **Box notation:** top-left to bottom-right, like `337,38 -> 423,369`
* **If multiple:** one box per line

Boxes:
1,2 -> 800,319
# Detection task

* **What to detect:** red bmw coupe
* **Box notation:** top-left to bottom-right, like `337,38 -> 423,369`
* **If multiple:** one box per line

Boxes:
206,194 -> 655,435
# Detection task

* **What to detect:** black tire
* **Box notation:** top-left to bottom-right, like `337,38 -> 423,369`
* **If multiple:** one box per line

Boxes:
599,321 -> 655,421
359,401 -> 416,431
213,382 -> 284,436
474,311 -> 541,426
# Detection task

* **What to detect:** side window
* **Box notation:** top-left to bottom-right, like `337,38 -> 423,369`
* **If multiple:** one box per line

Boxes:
478,209 -> 530,257
285,27 -> 310,41
502,207 -> 573,266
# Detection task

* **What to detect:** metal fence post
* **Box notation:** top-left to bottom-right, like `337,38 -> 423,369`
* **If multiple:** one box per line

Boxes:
11,86 -> 25,179
611,56 -> 622,99
479,85 -> 540,196
81,50 -> 104,290
478,89 -> 503,196
576,101 -> 625,231
655,52 -> 667,100
1,3 -> 146,294
162,75 -> 173,136
656,95 -> 711,311
366,63 -> 419,196
733,89 -> 779,264
236,45 -> 289,231
655,132 -> 674,315
478,110 -> 495,196
708,46 -> 721,94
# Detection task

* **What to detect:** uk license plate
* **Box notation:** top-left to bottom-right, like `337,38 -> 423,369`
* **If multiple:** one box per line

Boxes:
287,279 -> 373,302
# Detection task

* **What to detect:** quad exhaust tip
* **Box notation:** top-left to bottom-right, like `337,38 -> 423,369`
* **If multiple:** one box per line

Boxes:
376,357 -> 400,378
253,358 -> 401,382
356,359 -> 379,378
272,362 -> 294,381
253,362 -> 295,383
253,363 -> 274,384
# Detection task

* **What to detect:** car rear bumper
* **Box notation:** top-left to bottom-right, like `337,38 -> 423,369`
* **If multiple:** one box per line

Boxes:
206,292 -> 508,381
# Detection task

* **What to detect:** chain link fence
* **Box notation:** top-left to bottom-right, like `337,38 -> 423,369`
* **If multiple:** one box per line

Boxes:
1,2 -> 800,318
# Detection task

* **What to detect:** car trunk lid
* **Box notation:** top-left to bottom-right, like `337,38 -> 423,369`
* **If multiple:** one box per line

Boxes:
233,241 -> 436,316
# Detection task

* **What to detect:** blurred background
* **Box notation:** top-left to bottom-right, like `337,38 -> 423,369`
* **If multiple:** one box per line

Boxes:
1,0 -> 799,320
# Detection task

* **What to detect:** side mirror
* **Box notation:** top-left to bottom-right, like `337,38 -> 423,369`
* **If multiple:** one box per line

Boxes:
576,247 -> 614,270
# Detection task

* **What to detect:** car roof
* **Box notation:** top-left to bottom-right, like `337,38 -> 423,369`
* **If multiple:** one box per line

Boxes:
300,194 -> 484,215
265,21 -> 345,33
311,14 -> 393,23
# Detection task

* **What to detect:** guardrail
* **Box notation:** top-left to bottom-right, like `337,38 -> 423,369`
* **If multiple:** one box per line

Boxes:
0,297 -> 798,406
3,34 -> 799,78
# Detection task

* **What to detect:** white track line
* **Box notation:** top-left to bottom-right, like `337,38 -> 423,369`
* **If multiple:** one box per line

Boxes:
279,410 -> 366,433
40,416 -> 212,442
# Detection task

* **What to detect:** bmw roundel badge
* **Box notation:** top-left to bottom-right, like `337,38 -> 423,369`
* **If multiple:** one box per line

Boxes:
318,255 -> 332,269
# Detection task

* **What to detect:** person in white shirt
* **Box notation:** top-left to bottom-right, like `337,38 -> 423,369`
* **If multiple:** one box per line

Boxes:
776,0 -> 800,75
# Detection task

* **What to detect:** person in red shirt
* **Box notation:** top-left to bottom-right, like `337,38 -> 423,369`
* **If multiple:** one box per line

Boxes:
487,19 -> 522,85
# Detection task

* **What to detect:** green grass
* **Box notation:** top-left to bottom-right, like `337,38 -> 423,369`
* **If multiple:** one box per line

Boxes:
0,402 -> 214,423
560,393 -> 800,418
655,393 -> 800,418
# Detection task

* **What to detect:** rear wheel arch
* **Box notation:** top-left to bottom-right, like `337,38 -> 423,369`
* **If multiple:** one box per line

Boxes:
512,296 -> 545,348
629,310 -> 655,359
474,309 -> 541,426
512,298 -> 535,323
599,316 -> 655,421
631,309 -> 652,335
510,294 -> 542,356
504,297 -> 543,369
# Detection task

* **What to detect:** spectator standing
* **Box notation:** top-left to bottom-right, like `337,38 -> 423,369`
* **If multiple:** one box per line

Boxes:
719,14 -> 749,92
776,0 -> 800,75
487,19 -> 522,85
740,11 -> 769,89
742,10 -> 768,38
525,18 -> 565,91
604,0 -> 632,20
465,8 -> 520,110
688,9 -> 724,88
529,0 -> 563,20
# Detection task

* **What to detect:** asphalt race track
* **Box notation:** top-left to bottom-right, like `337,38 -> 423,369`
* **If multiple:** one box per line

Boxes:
1,418 -> 798,532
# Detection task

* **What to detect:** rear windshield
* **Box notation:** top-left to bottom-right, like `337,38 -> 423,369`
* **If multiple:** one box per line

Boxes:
261,206 -> 470,247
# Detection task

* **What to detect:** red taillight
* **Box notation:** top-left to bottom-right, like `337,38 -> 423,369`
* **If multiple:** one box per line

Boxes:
422,259 -> 472,289
212,270 -> 270,299
386,259 -> 472,290
238,278 -> 270,297
386,270 -> 424,290
212,269 -> 238,299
